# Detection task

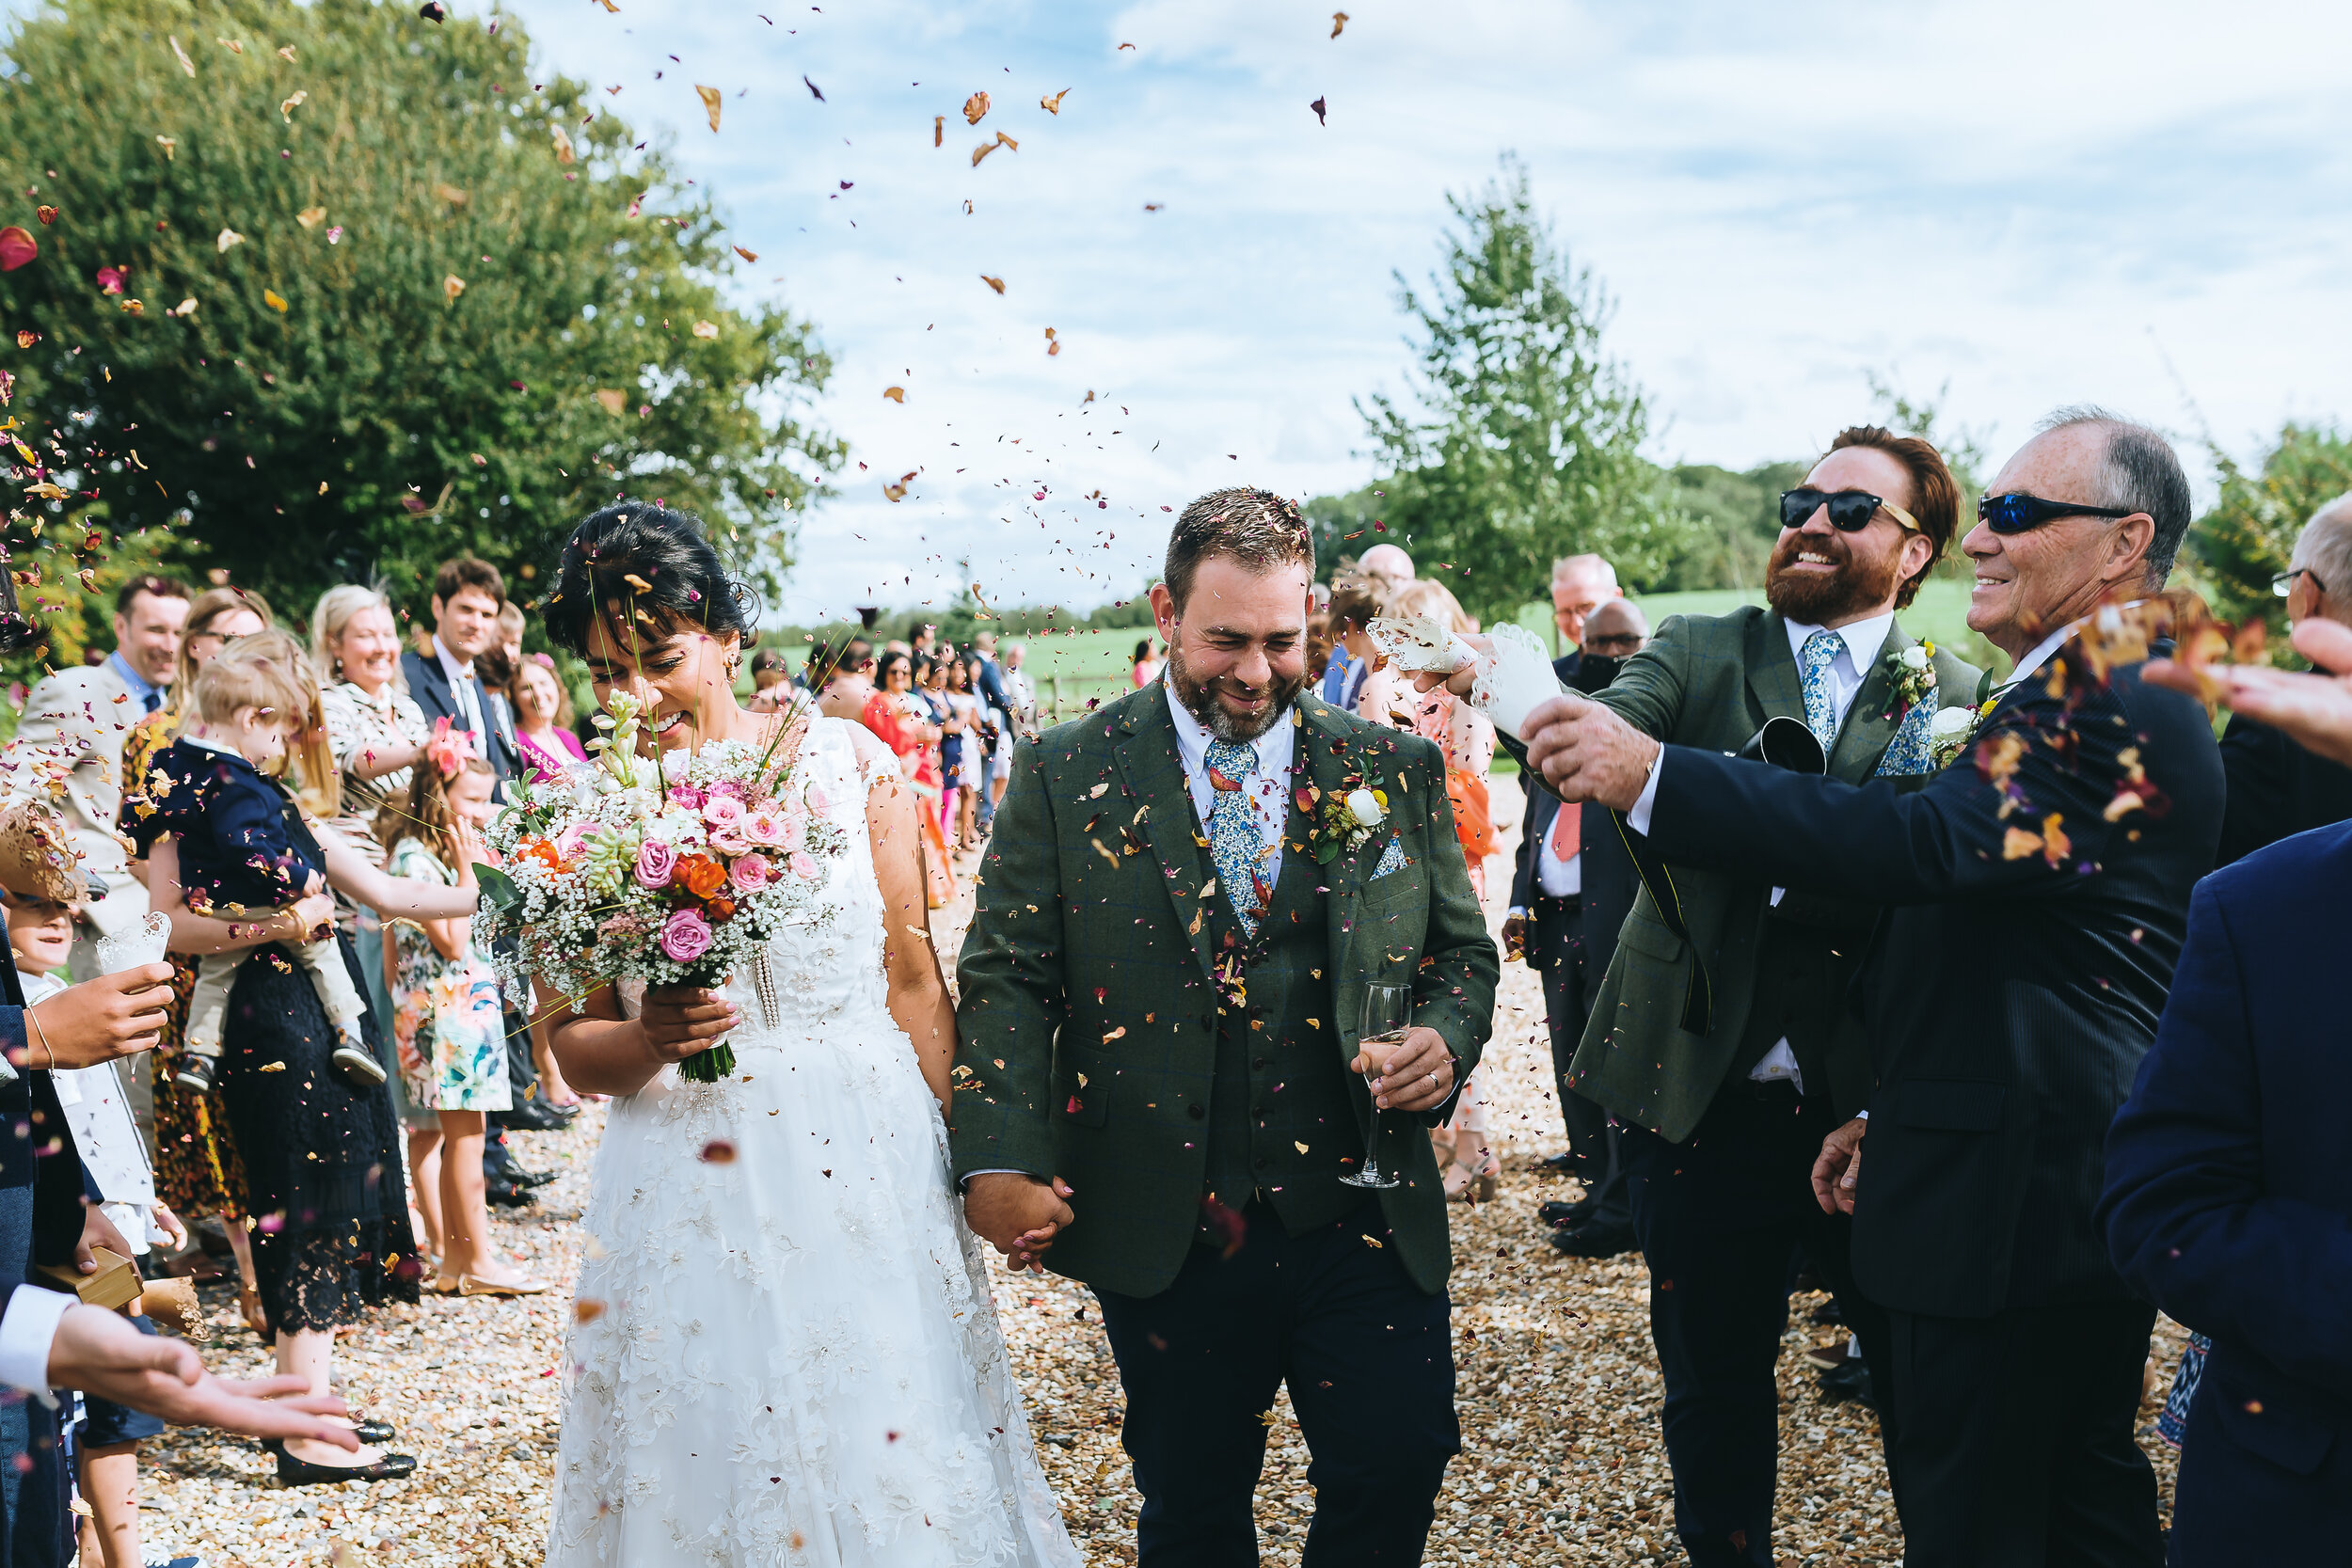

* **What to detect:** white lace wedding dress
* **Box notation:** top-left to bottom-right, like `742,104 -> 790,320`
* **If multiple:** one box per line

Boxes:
547,717 -> 1079,1567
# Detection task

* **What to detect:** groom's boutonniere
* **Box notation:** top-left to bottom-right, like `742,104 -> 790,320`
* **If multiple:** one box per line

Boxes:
1295,779 -> 1388,863
1882,641 -> 1939,720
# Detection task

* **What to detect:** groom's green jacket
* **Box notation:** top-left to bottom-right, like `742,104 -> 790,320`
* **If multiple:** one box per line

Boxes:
1570,607 -> 1980,1144
952,684 -> 1499,1299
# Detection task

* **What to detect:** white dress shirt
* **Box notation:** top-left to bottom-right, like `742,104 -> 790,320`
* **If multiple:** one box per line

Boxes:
1628,611 -> 1898,1095
0,1286 -> 73,1394
433,634 -> 488,752
1165,685 -> 1295,892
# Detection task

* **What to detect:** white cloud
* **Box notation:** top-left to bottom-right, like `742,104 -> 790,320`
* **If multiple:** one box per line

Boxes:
131,0 -> 2352,613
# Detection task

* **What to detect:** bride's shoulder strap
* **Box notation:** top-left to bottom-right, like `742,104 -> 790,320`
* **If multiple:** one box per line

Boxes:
815,713 -> 903,791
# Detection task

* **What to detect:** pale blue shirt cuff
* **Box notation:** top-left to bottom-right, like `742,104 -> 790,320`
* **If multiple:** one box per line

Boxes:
0,1286 -> 74,1394
1625,743 -> 1666,837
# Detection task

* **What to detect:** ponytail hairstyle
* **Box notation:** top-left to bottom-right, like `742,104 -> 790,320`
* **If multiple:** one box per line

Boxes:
376,718 -> 496,867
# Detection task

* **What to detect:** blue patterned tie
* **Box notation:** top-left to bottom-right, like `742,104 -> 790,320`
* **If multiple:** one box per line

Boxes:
1203,738 -> 1262,939
1797,629 -> 1844,751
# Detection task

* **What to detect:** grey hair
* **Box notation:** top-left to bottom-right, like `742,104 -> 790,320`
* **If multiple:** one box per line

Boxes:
2292,493 -> 2352,603
2034,405 -> 2193,585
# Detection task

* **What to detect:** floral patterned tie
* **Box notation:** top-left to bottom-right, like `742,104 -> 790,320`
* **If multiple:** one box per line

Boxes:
1204,738 -> 1262,939
1798,629 -> 1844,751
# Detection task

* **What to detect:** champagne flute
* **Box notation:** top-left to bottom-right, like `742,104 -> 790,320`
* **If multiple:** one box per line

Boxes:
1339,982 -> 1410,1191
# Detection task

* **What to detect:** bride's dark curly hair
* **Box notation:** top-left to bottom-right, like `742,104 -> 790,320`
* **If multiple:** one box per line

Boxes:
541,502 -> 761,658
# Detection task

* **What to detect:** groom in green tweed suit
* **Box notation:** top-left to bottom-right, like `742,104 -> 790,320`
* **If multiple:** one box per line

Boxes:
955,489 -> 1498,1564
1538,427 -> 1980,1568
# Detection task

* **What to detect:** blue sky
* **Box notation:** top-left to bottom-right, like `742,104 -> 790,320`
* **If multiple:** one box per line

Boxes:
103,1 -> 2352,618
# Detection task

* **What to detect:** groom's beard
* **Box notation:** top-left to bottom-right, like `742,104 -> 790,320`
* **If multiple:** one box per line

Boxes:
1765,529 -> 1903,627
1167,645 -> 1303,743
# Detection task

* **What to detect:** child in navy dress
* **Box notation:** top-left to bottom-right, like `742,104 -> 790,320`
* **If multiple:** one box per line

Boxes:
128,641 -> 381,1093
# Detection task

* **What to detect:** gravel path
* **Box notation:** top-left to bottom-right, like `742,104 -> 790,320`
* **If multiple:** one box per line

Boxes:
140,773 -> 2183,1565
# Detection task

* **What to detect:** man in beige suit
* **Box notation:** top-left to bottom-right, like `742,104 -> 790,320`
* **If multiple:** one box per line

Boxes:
12,575 -> 189,968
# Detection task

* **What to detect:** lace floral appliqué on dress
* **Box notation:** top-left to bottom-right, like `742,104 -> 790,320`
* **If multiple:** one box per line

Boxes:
548,718 -> 1077,1567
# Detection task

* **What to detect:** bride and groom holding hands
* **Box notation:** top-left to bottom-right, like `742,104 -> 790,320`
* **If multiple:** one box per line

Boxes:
535,492 -> 1498,1565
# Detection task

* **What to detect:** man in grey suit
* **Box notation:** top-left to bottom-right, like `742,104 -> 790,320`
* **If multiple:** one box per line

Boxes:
12,575 -> 189,967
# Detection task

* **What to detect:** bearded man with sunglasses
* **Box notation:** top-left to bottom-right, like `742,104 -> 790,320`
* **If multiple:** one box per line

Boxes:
1507,408 -> 2222,1568
1486,425 -> 1975,1567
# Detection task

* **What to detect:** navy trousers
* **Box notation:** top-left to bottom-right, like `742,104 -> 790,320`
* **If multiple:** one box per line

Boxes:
1094,1198 -> 1457,1566
1620,1082 -> 1897,1568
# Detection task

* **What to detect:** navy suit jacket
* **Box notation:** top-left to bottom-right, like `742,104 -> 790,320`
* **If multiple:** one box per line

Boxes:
400,646 -> 520,789
2216,712 -> 2352,866
1641,650 -> 2222,1316
2099,820 -> 2352,1557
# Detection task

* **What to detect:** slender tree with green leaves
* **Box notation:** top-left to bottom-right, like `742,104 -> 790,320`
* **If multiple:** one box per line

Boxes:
2186,424 -> 2352,640
1357,155 -> 1692,622
0,0 -> 839,620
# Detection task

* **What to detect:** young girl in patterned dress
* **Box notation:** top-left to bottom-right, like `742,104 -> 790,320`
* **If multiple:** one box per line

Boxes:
380,731 -> 547,1296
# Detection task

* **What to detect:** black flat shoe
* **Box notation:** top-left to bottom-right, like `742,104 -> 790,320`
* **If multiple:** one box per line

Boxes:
264,1418 -> 391,1449
275,1448 -> 417,1487
1538,1198 -> 1596,1227
485,1180 -> 538,1210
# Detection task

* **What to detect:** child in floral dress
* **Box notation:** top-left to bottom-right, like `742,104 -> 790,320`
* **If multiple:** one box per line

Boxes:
380,734 -> 545,1296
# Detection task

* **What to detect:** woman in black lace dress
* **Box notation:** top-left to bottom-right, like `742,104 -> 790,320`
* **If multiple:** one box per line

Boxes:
137,631 -> 480,1486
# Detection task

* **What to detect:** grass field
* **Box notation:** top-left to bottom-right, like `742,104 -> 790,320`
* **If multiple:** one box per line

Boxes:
986,576 -> 2006,728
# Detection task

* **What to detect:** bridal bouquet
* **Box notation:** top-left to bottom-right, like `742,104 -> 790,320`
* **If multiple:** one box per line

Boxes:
473,693 -> 847,1083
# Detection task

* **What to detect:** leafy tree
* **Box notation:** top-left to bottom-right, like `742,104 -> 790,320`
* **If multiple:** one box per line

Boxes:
0,0 -> 839,625
1659,460 -> 1803,594
2186,423 -> 2352,640
1356,155 -> 1692,622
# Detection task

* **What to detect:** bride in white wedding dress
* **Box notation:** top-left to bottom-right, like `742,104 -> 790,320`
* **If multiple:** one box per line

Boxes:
536,504 -> 1079,1567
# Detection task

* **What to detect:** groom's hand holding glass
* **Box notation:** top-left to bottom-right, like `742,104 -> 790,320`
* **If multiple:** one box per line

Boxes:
1355,1028 -> 1456,1112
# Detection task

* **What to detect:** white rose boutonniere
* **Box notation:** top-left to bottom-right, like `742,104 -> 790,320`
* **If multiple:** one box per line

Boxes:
1297,779 -> 1391,863
1883,640 -> 1940,718
1927,705 -> 1981,769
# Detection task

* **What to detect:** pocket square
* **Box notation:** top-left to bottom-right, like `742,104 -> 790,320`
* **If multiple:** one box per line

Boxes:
1367,836 -> 1409,879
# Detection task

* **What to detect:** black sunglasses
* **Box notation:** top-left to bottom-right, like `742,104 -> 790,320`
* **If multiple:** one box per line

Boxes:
1977,492 -> 2140,535
1779,488 -> 1921,534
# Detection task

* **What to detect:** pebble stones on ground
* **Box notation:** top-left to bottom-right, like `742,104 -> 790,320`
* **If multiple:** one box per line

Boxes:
141,1118 -> 587,1567
141,773 -> 2185,1566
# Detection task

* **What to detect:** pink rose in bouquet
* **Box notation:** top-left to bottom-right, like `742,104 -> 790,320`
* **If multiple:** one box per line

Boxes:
728,853 -> 771,894
777,812 -> 809,853
705,777 -> 750,801
703,794 -> 746,833
660,907 -> 714,963
554,822 -> 592,864
709,825 -> 752,856
635,838 -> 678,890
804,784 -> 831,815
789,850 -> 821,881
667,784 -> 707,812
743,806 -> 787,846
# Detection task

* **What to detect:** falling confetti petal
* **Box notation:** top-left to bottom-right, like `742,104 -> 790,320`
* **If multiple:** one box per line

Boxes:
154,135 -> 176,160
1041,88 -> 1070,114
695,84 -> 723,132
1311,95 -> 1327,124
34,207 -> 56,227
262,289 -> 288,312
1331,10 -> 1349,37
418,2 -> 446,20
803,75 -> 825,101
732,245 -> 757,262
593,388 -> 628,415
551,125 -> 577,164
216,228 -> 244,253
278,88 -> 308,122
971,140 -> 998,166
434,182 -> 469,206
979,275 -> 1005,294
170,298 -> 197,317
882,387 -> 905,403
168,35 -> 195,75
218,37 -> 245,55
442,274 -> 466,303
699,1139 -> 737,1164
691,320 -> 719,339
882,471 -> 916,501
963,90 -> 991,125
295,205 -> 326,229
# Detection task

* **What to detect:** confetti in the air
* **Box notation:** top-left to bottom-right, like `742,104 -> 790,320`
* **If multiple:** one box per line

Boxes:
695,85 -> 723,131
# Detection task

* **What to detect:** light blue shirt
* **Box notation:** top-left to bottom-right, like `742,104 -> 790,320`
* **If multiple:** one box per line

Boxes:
105,650 -> 164,713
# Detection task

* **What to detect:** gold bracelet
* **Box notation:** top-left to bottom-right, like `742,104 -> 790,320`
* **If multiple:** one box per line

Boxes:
25,1006 -> 54,1070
